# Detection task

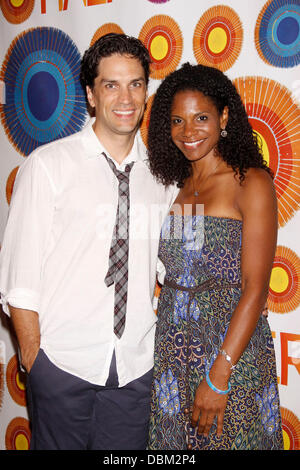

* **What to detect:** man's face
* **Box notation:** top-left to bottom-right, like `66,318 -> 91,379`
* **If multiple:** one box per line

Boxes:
86,54 -> 147,139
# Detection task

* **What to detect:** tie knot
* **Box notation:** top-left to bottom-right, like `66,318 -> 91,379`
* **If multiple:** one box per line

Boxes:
103,153 -> 134,179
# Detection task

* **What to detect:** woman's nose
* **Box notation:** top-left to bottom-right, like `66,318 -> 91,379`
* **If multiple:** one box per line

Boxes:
182,122 -> 194,137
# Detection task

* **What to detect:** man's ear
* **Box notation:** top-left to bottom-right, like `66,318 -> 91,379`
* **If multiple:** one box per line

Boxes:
86,86 -> 95,108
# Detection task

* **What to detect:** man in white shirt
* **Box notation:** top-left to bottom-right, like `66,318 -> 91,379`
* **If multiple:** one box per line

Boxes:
0,34 -> 175,450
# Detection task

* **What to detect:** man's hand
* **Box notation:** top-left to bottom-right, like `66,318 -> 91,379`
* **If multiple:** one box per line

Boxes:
20,344 -> 40,373
8,306 -> 40,373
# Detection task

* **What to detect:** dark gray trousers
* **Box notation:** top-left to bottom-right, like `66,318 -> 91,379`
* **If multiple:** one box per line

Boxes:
26,349 -> 153,450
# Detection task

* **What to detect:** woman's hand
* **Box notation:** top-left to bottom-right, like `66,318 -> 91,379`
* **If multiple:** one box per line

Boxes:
191,356 -> 231,437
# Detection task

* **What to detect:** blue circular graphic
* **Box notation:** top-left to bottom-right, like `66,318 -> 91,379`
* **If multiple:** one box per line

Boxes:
256,0 -> 300,68
277,17 -> 299,45
0,27 -> 87,156
27,72 -> 59,122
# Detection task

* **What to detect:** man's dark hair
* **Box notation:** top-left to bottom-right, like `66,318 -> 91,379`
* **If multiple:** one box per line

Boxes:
80,33 -> 151,94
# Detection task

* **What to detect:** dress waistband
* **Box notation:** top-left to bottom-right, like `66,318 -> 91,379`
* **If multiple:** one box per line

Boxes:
163,278 -> 241,294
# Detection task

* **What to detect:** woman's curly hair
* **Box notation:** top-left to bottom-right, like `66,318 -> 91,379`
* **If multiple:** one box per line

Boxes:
147,62 -> 272,187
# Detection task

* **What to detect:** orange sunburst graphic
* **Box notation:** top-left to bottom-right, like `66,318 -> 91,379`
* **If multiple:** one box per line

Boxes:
5,417 -> 31,450
0,0 -> 34,25
6,166 -> 19,205
281,407 -> 300,450
268,246 -> 300,314
90,23 -> 125,46
234,76 -> 300,228
140,94 -> 154,148
6,354 -> 27,407
139,15 -> 183,80
193,6 -> 243,72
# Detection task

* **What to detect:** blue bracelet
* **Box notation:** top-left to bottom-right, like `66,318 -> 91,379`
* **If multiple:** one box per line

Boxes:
205,370 -> 231,395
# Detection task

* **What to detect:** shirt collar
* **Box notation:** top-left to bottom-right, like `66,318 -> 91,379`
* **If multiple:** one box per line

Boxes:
81,118 -> 148,170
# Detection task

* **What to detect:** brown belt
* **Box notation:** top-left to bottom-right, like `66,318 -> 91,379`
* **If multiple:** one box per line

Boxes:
162,277 -> 241,449
164,277 -> 241,295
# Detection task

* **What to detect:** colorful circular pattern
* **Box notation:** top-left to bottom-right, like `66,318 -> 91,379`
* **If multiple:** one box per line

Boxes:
140,94 -> 154,148
5,417 -> 31,450
90,23 -> 125,47
6,354 -> 27,407
268,246 -> 300,314
6,166 -> 19,205
0,27 -> 87,157
139,15 -> 183,79
193,6 -> 243,72
281,407 -> 300,450
0,0 -> 34,24
234,76 -> 300,228
255,0 -> 300,68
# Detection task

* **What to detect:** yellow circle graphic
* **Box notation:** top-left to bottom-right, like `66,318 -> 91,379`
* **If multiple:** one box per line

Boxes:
150,35 -> 169,61
283,429 -> 290,449
256,131 -> 270,166
139,15 -> 183,79
11,0 -> 25,7
268,246 -> 300,314
15,433 -> 29,450
207,27 -> 228,54
6,354 -> 27,406
270,266 -> 290,293
193,6 -> 243,71
5,417 -> 31,450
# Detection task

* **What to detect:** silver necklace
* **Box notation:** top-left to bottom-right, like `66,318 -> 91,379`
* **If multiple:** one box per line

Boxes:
192,160 -> 222,197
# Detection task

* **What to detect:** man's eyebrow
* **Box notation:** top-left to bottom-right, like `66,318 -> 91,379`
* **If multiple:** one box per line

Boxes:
131,77 -> 146,82
100,79 -> 118,84
100,77 -> 146,84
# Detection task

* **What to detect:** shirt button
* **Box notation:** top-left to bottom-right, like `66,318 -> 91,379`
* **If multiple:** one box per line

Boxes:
187,443 -> 193,450
184,408 -> 189,415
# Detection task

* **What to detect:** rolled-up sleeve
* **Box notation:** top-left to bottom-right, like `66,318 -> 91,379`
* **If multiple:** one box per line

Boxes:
0,151 -> 55,316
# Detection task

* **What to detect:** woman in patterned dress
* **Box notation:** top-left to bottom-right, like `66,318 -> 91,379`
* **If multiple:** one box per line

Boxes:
147,63 -> 283,450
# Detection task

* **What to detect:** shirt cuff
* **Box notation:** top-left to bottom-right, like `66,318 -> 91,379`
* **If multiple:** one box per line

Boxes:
156,258 -> 166,285
0,288 -> 40,316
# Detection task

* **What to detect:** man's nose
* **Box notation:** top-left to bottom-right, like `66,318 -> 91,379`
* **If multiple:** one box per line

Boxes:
118,86 -> 132,103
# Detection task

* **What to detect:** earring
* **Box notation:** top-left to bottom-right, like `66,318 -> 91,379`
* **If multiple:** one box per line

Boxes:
221,129 -> 227,138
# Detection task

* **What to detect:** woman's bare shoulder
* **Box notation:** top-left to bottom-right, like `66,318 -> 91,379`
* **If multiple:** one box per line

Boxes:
236,167 -> 277,214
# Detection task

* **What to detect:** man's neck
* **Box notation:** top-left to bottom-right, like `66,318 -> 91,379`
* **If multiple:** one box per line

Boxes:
92,121 -> 136,165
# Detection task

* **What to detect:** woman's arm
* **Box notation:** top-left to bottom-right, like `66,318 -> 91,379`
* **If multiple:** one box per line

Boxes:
191,169 -> 278,437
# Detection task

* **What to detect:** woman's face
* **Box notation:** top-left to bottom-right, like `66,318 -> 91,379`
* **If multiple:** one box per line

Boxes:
170,89 -> 228,163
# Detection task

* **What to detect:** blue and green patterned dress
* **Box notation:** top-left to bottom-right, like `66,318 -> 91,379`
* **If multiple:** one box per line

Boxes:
148,215 -> 283,450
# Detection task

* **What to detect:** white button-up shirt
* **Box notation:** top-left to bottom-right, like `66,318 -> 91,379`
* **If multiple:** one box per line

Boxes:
0,119 -> 177,386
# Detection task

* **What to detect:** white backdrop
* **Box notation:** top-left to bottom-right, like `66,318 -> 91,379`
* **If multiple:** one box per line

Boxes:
0,0 -> 299,450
